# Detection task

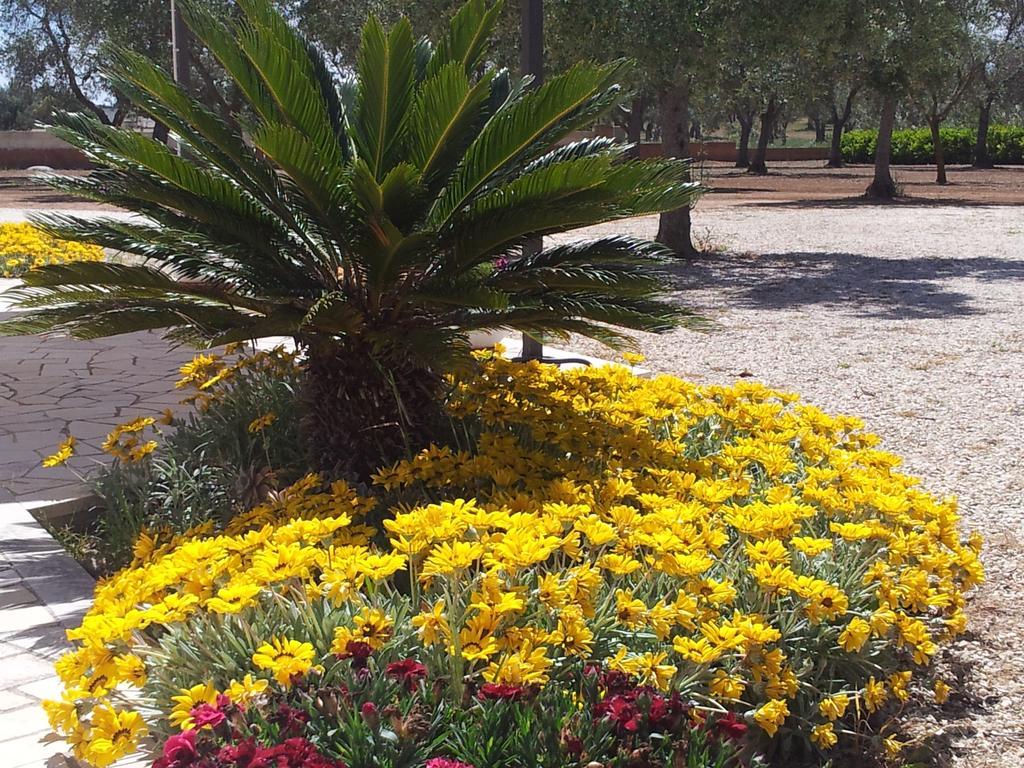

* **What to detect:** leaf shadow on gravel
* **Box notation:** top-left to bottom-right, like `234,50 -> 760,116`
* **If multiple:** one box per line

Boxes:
667,251 -> 1024,319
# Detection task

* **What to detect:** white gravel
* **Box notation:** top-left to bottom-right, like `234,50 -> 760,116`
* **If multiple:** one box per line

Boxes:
563,203 -> 1024,767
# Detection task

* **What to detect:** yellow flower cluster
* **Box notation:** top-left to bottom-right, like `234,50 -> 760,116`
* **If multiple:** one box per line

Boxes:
0,222 -> 104,278
43,351 -> 982,764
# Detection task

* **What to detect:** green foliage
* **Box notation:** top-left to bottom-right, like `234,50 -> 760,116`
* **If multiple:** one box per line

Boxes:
88,357 -> 304,570
840,125 -> 1024,164
0,0 -> 702,358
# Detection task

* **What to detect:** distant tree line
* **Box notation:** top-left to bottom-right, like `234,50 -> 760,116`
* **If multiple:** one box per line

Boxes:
1,0 -> 1021,254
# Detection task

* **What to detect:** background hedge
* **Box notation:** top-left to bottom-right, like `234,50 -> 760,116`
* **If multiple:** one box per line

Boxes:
840,125 -> 1024,164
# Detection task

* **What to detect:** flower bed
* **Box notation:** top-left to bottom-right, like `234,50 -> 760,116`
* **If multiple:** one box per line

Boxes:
0,222 -> 105,277
42,349 -> 983,768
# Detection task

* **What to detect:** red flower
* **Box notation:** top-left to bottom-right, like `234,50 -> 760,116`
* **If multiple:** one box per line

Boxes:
478,683 -> 529,701
190,703 -> 226,729
153,729 -> 199,768
337,640 -> 373,663
385,659 -> 427,690
596,694 -> 641,734
714,711 -> 748,741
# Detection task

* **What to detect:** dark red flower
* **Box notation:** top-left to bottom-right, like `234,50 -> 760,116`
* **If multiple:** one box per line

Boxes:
385,659 -> 428,690
269,703 -> 310,738
714,711 -> 748,741
153,729 -> 199,768
596,694 -> 641,734
217,739 -> 273,768
478,683 -> 529,701
337,640 -> 373,663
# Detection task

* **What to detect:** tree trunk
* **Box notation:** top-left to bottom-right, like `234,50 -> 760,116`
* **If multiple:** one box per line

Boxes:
656,84 -> 699,259
813,116 -> 826,143
626,96 -> 645,144
866,93 -> 898,199
973,98 -> 994,169
827,106 -> 845,168
749,96 -> 776,175
930,116 -> 947,184
827,87 -> 858,168
735,112 -> 754,168
301,339 -> 445,479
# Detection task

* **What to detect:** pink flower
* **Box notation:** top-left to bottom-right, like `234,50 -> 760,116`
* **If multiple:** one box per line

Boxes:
425,759 -> 475,768
190,703 -> 226,729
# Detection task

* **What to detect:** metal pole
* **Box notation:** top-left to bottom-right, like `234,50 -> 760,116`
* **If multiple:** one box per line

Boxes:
519,0 -> 544,361
170,0 -> 191,155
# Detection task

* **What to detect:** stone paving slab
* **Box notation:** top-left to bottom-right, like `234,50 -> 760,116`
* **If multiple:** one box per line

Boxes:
0,501 -> 94,767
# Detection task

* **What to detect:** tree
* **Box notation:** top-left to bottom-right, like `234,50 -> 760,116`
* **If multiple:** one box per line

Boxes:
715,0 -> 818,176
0,0 -> 704,477
910,0 -> 980,183
809,0 -> 871,167
971,0 -> 1024,167
546,0 -> 715,257
0,0 -> 170,125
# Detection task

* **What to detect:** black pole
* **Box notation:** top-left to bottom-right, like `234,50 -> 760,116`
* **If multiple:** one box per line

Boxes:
519,0 -> 544,361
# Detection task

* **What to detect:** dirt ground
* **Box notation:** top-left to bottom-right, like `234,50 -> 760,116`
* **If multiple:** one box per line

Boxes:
3,161 -> 1024,209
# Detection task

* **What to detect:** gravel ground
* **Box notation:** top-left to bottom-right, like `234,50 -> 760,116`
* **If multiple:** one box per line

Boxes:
567,201 -> 1024,766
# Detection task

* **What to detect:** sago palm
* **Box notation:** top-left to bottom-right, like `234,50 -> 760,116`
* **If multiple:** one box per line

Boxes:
0,0 -> 703,476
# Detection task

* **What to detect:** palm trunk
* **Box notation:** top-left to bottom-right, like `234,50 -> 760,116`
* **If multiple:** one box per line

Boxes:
301,339 -> 445,478
929,116 -> 947,184
748,96 -> 776,175
866,93 -> 898,199
656,83 -> 699,258
973,98 -> 993,169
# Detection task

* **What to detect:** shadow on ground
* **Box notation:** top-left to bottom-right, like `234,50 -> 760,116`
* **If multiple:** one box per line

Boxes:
736,195 -> 1024,209
668,251 -> 1024,320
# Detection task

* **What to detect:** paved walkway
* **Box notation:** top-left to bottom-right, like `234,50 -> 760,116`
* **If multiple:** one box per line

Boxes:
0,501 -> 95,767
2,270 -> 192,766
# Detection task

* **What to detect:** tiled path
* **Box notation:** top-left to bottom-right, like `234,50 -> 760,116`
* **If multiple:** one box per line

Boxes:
2,267 -> 193,766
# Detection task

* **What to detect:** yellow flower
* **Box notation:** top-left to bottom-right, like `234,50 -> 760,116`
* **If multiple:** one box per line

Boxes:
83,704 -> 147,767
838,617 -> 871,653
353,606 -> 394,649
933,679 -> 951,704
753,698 -> 789,737
818,693 -> 849,721
252,637 -> 316,686
226,674 -> 269,705
708,670 -> 745,700
42,436 -> 76,467
863,676 -> 887,713
412,600 -> 450,645
248,412 -> 277,433
170,683 -> 218,730
113,654 -> 147,687
484,641 -> 552,685
810,722 -> 837,749
421,540 -> 483,578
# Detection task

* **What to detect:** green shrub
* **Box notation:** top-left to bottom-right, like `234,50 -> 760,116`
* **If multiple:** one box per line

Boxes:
840,125 -> 1024,164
